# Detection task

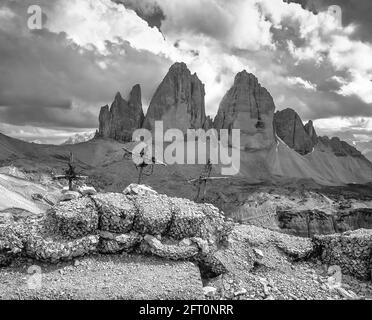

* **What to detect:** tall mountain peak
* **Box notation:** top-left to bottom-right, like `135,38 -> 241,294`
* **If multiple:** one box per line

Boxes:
143,62 -> 206,133
274,108 -> 315,155
214,71 -> 276,150
97,85 -> 144,142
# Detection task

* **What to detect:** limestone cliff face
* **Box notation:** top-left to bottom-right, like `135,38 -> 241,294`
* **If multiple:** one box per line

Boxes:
317,136 -> 364,158
97,85 -> 144,142
304,120 -> 318,145
203,116 -> 214,131
143,62 -> 206,134
274,108 -> 365,158
214,71 -> 276,150
274,108 -> 315,155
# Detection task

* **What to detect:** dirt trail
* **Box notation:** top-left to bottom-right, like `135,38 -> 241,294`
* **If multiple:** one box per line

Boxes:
0,254 -> 203,300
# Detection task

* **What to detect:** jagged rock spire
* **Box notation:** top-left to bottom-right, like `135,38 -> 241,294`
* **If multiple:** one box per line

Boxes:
97,85 -> 144,142
214,70 -> 276,150
143,62 -> 207,133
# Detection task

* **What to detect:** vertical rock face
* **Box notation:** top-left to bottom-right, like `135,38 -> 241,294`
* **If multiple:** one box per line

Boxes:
214,71 -> 276,150
317,137 -> 364,157
304,120 -> 318,145
203,116 -> 214,131
97,85 -> 145,142
274,108 -> 315,155
143,62 -> 207,134
274,109 -> 365,158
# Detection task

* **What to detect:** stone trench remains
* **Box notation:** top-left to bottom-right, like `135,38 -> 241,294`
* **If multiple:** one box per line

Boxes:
0,185 -> 232,278
1,184 -> 371,282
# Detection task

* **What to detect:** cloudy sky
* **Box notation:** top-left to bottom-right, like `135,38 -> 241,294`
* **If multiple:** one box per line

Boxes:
0,0 -> 372,146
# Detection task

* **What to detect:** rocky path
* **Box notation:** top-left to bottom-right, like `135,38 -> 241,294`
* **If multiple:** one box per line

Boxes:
0,254 -> 203,300
1,224 -> 371,300
204,225 -> 372,300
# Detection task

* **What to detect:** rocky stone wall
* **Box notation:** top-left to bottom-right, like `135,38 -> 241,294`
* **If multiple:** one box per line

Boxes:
0,184 -> 232,276
313,229 -> 372,281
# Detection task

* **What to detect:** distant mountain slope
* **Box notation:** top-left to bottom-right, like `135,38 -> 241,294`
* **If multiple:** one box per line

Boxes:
1,63 -> 372,187
62,132 -> 95,145
273,108 -> 372,184
0,166 -> 62,216
0,173 -> 46,214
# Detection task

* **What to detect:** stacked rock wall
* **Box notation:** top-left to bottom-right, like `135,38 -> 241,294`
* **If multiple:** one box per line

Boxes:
313,229 -> 372,281
0,185 -> 232,276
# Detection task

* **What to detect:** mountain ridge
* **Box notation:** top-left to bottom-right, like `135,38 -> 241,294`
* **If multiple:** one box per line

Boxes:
0,62 -> 371,186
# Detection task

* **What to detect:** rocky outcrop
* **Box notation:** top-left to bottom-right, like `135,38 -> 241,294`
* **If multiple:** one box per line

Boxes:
97,85 -> 144,142
143,62 -> 206,134
274,108 -> 316,155
317,136 -> 364,158
203,116 -> 214,131
277,209 -> 372,237
304,120 -> 318,145
274,109 -> 367,160
314,229 -> 372,280
214,71 -> 276,150
277,210 -> 336,238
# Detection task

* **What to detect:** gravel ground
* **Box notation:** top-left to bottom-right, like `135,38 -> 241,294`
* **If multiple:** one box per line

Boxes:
0,253 -> 203,300
1,224 -> 371,300
204,225 -> 372,300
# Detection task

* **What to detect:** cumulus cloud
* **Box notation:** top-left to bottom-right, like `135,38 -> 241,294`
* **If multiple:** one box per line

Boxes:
288,77 -> 317,91
0,0 -> 172,131
0,0 -> 372,146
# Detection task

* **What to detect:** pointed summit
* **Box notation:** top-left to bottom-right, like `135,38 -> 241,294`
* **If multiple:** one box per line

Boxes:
114,92 -> 123,102
233,70 -> 258,84
274,108 -> 315,155
129,84 -> 141,106
97,85 -> 144,142
304,120 -> 318,145
214,71 -> 276,150
143,62 -> 206,133
168,62 -> 189,73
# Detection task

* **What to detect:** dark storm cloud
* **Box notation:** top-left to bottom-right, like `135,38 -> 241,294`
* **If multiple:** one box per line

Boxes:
113,0 -> 165,29
286,0 -> 372,42
0,3 -> 172,129
1,0 -> 372,144
228,36 -> 372,122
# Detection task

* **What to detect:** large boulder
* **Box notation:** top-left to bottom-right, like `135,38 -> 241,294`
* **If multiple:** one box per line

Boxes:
214,71 -> 276,150
92,193 -> 137,233
123,184 -> 157,197
274,108 -> 315,155
133,194 -> 173,236
97,85 -> 144,142
48,198 -> 99,239
143,62 -> 207,134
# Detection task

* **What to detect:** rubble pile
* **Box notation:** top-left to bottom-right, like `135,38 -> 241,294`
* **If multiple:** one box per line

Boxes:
314,229 -> 372,280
